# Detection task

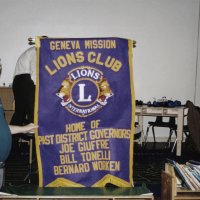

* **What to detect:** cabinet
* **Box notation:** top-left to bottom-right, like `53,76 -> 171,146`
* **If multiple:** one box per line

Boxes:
0,87 -> 14,123
161,163 -> 200,200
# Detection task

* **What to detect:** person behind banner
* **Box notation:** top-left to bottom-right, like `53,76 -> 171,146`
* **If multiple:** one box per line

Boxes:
10,46 -> 36,153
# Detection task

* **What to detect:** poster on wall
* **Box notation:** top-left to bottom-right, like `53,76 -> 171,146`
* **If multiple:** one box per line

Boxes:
35,37 -> 135,187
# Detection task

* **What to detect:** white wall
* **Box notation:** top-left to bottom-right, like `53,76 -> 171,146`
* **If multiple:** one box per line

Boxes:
0,0 -> 199,105
195,2 -> 200,106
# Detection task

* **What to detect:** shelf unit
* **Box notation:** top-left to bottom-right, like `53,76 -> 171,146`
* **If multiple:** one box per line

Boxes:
161,163 -> 200,200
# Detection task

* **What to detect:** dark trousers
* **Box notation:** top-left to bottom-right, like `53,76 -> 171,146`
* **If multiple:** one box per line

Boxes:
10,74 -> 35,126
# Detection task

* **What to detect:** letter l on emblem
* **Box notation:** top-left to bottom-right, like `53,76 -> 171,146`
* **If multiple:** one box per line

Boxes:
78,84 -> 92,102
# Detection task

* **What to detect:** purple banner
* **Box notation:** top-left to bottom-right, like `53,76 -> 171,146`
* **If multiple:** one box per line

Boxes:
35,37 -> 135,187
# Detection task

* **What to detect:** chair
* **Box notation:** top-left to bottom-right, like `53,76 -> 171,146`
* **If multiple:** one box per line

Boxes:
134,122 -> 142,143
18,133 -> 35,183
144,116 -> 177,145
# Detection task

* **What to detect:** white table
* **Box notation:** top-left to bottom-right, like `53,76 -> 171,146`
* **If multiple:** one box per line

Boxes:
135,105 -> 188,156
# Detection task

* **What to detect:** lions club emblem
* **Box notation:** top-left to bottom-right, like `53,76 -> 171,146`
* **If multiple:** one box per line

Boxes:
56,66 -> 114,117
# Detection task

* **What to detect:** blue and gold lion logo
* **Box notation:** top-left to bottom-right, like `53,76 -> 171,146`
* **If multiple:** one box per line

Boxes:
56,66 -> 113,117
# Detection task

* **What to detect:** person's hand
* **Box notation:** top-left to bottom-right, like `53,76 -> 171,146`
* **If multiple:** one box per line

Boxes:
9,123 -> 38,134
22,123 -> 38,133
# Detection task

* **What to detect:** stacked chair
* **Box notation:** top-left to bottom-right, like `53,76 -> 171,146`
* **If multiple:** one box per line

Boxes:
144,116 -> 177,146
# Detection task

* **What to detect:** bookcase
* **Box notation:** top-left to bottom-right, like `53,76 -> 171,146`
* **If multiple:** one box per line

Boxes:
0,87 -> 14,123
161,163 -> 200,200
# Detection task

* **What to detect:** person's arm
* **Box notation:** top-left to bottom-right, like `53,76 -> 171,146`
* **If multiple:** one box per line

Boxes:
9,123 -> 38,134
